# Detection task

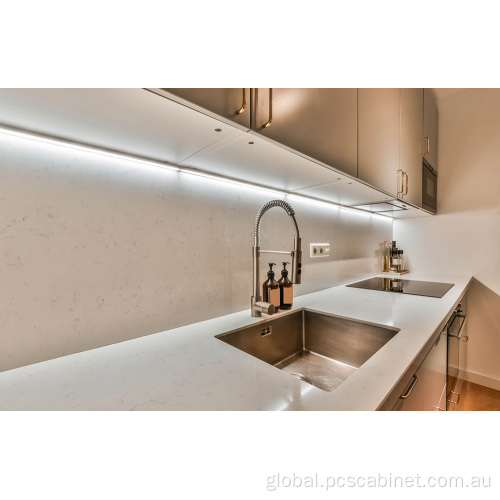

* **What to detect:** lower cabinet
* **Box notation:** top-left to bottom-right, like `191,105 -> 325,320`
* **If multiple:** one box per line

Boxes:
392,329 -> 447,411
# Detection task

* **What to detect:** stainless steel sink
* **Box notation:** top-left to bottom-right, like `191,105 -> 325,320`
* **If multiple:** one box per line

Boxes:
216,309 -> 399,392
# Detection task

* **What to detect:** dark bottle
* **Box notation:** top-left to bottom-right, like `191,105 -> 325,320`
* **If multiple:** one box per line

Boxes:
278,262 -> 293,310
398,250 -> 404,272
262,263 -> 280,311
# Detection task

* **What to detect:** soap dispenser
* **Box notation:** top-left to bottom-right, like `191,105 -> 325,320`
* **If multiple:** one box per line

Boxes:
278,262 -> 293,310
262,263 -> 280,312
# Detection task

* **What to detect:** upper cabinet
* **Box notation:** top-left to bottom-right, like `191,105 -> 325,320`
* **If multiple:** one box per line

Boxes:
423,89 -> 438,170
400,88 -> 424,207
0,88 -> 436,218
358,88 -> 401,197
160,87 -> 436,216
252,88 -> 358,177
163,88 -> 251,129
0,88 -> 239,164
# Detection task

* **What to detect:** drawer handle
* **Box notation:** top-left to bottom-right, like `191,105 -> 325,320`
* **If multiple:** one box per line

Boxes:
235,88 -> 246,115
262,88 -> 273,128
400,374 -> 418,399
448,313 -> 468,340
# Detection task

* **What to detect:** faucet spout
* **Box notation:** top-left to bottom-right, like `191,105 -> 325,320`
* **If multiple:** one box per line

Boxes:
254,199 -> 300,245
251,200 -> 302,317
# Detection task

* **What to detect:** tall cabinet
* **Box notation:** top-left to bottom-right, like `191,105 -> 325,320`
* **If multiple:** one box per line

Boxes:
252,88 -> 358,178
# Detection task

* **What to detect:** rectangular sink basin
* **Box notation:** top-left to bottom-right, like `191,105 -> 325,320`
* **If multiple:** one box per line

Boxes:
216,309 -> 399,392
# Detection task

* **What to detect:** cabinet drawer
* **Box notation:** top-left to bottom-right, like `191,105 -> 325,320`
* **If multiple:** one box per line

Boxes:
392,330 -> 447,411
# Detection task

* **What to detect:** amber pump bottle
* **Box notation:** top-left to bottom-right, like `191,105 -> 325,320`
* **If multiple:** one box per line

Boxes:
278,262 -> 293,310
262,263 -> 280,311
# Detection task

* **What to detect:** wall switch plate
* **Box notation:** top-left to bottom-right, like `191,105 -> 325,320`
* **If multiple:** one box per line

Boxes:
310,243 -> 330,258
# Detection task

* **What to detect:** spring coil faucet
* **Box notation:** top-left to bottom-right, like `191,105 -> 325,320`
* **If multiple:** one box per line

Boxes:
251,200 -> 302,317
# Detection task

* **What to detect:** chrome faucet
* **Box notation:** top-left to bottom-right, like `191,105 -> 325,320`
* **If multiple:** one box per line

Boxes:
251,200 -> 302,317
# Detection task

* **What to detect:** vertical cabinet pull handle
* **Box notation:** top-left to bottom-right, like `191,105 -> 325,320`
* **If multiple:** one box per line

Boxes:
404,172 -> 409,195
397,169 -> 404,196
400,375 -> 418,399
448,391 -> 461,405
235,88 -> 246,115
424,136 -> 430,156
262,88 -> 273,128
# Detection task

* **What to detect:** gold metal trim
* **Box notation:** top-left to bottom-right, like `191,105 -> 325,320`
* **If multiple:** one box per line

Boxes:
235,88 -> 246,115
400,374 -> 418,399
262,88 -> 273,128
397,169 -> 404,196
424,136 -> 430,156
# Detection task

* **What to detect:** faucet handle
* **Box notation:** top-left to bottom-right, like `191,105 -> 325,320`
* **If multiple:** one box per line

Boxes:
291,237 -> 302,284
253,301 -> 276,316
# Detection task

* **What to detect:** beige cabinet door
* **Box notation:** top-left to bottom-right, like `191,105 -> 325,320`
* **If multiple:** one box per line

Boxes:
423,88 -> 438,170
358,88 -> 401,196
252,88 -> 358,177
164,88 -> 251,129
400,88 -> 424,207
392,331 -> 447,411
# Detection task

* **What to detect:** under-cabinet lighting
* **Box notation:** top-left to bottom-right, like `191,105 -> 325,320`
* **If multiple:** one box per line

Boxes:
179,168 -> 286,197
0,125 -> 181,173
0,125 -> 392,221
287,193 -> 340,211
339,205 -> 373,217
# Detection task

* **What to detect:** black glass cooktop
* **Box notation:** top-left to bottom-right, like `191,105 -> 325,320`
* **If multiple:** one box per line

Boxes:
346,277 -> 454,298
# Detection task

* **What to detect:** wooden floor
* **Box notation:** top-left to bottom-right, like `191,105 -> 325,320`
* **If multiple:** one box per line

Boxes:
456,380 -> 500,411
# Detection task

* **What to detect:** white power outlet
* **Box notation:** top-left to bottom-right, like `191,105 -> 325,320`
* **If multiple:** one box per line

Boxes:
310,243 -> 331,258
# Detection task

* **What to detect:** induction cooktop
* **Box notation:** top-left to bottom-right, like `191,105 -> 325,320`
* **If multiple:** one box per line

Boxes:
346,277 -> 454,298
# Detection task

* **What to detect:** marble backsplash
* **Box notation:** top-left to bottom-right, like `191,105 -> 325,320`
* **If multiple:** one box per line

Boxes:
0,132 -> 392,371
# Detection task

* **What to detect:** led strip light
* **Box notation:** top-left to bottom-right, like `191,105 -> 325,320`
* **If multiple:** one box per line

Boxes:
0,124 -> 392,221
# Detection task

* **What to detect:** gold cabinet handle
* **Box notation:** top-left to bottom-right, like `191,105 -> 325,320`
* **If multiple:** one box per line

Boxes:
235,88 -> 246,115
397,169 -> 404,196
262,88 -> 273,128
403,171 -> 409,195
424,136 -> 430,156
400,374 -> 418,399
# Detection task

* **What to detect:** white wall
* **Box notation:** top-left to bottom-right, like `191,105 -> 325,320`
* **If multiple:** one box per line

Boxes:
394,88 -> 500,388
0,131 -> 392,372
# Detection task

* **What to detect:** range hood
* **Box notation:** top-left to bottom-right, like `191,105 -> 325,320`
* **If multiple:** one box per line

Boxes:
351,200 -> 409,212
350,199 -> 432,218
